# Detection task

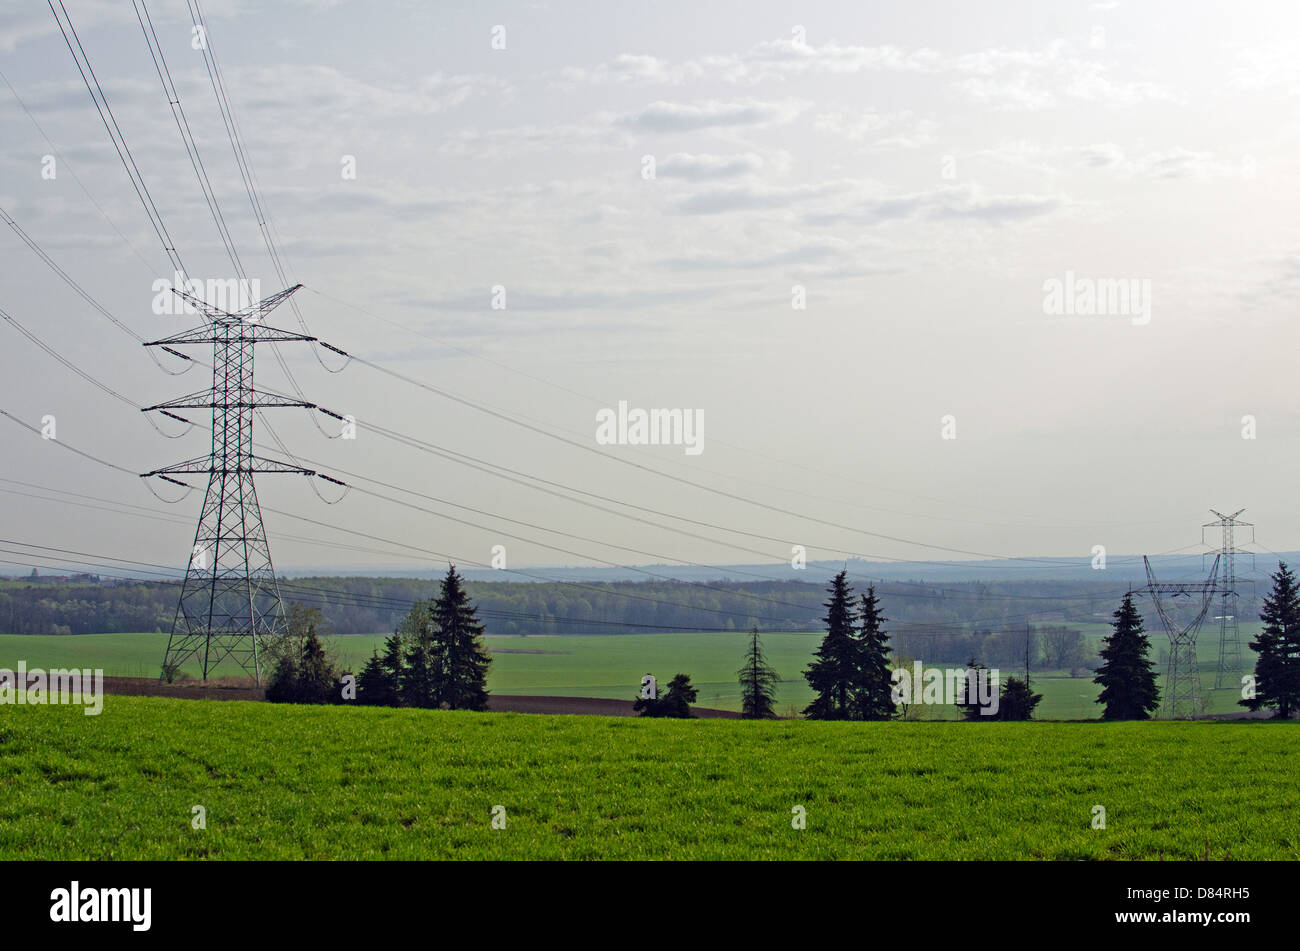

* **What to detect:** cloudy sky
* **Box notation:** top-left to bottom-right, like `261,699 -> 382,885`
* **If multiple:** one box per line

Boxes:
1,0 -> 1297,577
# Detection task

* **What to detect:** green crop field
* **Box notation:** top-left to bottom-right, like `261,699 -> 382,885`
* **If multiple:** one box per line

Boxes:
0,630 -> 1259,718
0,697 -> 1295,860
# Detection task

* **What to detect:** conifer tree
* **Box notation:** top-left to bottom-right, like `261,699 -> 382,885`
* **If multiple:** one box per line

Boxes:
659,673 -> 698,718
993,675 -> 1042,720
634,672 -> 698,718
430,564 -> 492,711
379,632 -> 407,699
956,658 -> 994,720
803,571 -> 859,719
264,653 -> 300,704
1093,592 -> 1160,720
632,676 -> 660,716
400,602 -> 441,709
356,652 -> 389,705
294,629 -> 340,704
852,587 -> 897,720
264,605 -> 344,704
1242,561 -> 1300,719
357,632 -> 405,706
738,627 -> 780,719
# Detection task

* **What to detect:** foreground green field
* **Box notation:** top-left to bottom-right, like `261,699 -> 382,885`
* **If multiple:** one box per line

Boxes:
0,697 -> 1294,860
0,631 -> 1258,717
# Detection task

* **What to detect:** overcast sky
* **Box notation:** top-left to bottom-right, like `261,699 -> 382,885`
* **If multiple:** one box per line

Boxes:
1,0 -> 1297,577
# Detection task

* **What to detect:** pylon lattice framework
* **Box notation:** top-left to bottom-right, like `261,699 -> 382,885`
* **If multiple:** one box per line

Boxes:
1202,509 -> 1255,689
142,284 -> 318,682
1142,554 -> 1220,719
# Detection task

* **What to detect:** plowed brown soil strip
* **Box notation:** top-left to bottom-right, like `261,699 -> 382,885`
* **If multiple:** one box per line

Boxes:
104,676 -> 264,700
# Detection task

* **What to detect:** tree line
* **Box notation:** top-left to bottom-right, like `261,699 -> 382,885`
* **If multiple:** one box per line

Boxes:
733,566 -> 1300,721
732,572 -> 1049,721
257,561 -> 1300,722
0,573 -> 1154,647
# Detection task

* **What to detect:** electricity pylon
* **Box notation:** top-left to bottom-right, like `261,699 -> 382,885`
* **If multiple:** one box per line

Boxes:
1142,554 -> 1220,719
1203,509 -> 1255,689
142,284 -> 319,682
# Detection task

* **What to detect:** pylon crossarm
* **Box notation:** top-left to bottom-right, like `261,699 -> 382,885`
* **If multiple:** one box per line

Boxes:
142,456 -> 317,478
140,389 -> 213,412
141,456 -> 212,478
167,286 -> 230,323
236,283 -> 303,322
163,282 -> 302,324
143,322 -> 317,347
248,455 -> 317,475
142,389 -> 316,412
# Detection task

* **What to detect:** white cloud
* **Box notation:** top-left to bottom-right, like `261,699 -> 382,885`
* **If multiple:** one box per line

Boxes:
1229,43 -> 1300,96
1076,145 -> 1251,180
555,35 -> 1177,113
553,54 -> 707,86
552,38 -> 941,88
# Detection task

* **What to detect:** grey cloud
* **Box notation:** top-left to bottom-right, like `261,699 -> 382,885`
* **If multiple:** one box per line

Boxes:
673,181 -> 852,215
656,152 -> 764,180
655,243 -> 846,271
394,284 -> 734,314
805,185 -> 1066,225
618,99 -> 801,132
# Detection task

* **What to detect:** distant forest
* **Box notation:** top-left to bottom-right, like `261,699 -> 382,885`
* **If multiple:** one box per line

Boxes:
0,573 -> 1225,670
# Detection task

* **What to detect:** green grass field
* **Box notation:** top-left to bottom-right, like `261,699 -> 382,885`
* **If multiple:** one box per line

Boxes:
0,696 -> 1295,860
0,630 -> 1259,718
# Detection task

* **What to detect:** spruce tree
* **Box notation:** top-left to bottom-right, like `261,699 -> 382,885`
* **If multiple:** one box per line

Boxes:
852,587 -> 897,720
263,654 -> 300,704
956,658 -> 994,720
401,603 -> 441,709
803,571 -> 859,719
357,652 -> 389,705
632,677 -> 661,716
994,675 -> 1042,720
264,606 -> 343,704
738,627 -> 780,719
379,632 -> 407,701
634,673 -> 697,718
1093,592 -> 1160,720
295,630 -> 340,704
431,564 -> 492,711
1242,562 -> 1300,718
358,633 -> 405,706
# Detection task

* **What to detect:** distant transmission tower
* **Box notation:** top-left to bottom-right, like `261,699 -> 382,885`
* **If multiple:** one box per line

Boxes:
142,284 -> 320,682
1202,509 -> 1255,689
1142,554 -> 1220,719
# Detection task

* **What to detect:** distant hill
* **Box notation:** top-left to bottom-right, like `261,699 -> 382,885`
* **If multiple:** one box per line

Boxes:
275,552 -> 1291,586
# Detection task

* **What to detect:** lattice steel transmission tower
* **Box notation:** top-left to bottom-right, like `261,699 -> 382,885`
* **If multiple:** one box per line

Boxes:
1142,554 -> 1220,719
1203,509 -> 1255,689
142,284 -> 319,682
